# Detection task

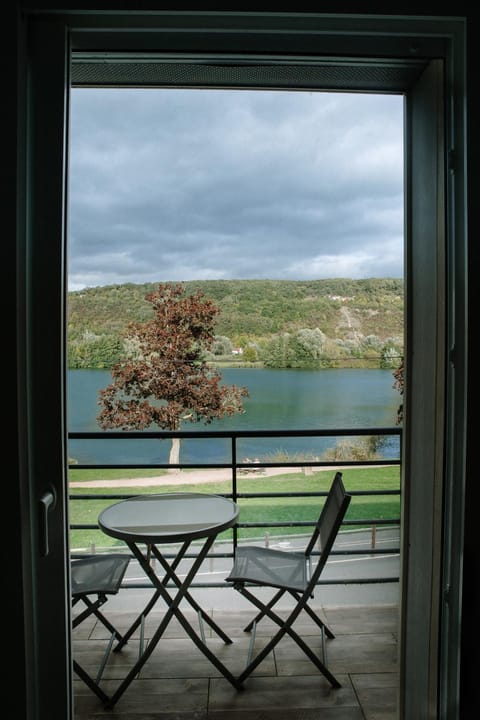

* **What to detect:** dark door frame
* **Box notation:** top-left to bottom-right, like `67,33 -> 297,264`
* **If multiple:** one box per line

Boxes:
18,10 -> 467,719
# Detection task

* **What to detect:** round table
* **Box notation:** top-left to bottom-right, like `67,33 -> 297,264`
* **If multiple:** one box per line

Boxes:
98,491 -> 239,543
97,492 -> 242,706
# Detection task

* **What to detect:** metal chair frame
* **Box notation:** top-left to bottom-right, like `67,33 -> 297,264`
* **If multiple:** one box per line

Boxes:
226,471 -> 351,687
71,553 -> 130,703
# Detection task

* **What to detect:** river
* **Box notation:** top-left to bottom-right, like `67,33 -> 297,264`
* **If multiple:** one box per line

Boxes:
67,367 -> 401,465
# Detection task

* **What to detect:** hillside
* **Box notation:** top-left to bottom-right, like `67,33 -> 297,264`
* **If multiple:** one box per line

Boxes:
67,278 -> 404,369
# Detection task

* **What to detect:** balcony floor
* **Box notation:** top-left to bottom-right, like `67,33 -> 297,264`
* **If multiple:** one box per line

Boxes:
73,588 -> 398,719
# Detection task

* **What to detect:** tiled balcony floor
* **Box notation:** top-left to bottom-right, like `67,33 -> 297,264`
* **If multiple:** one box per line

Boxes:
73,590 -> 399,719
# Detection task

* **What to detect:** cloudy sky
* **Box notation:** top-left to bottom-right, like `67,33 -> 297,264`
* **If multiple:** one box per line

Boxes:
68,87 -> 404,291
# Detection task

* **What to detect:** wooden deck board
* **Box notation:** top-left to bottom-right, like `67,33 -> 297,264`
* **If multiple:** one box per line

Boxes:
73,605 -> 398,718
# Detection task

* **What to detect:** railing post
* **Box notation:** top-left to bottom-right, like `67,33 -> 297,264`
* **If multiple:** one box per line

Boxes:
232,435 -> 238,553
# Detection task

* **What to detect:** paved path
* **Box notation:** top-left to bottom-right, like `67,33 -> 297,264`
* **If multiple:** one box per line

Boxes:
68,465 -> 342,488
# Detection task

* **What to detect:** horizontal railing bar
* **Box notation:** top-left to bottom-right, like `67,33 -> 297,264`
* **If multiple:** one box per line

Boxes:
69,490 -> 400,501
69,426 -> 401,440
69,493 -> 232,501
234,490 -> 400,498
68,543 -> 399,558
119,577 -> 400,590
327,548 -> 400,555
71,519 -> 399,531
344,519 -> 400,526
70,548 -> 400,561
69,459 -> 400,470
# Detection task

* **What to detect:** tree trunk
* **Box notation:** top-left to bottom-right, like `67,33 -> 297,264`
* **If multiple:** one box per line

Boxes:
168,436 -> 181,470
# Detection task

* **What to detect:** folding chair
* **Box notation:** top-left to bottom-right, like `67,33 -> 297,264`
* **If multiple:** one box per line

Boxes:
225,471 -> 351,688
71,553 -> 130,703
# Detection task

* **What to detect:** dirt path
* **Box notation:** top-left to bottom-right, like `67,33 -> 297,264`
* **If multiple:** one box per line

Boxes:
68,466 -> 321,488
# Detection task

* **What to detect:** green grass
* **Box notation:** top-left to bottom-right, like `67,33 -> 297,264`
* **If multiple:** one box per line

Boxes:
69,467 -> 168,482
69,465 -> 400,550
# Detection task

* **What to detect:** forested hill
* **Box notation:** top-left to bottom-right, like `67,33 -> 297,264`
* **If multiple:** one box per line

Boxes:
67,278 -> 404,369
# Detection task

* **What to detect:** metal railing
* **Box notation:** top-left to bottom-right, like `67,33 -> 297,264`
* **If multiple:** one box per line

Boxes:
69,426 -> 402,588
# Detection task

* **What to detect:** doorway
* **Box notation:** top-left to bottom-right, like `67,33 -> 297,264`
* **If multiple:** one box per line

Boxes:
20,12 -> 467,720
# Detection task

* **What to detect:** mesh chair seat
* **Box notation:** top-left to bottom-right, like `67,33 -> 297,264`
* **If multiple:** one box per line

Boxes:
228,545 -> 308,592
72,554 -> 131,597
71,553 -> 130,704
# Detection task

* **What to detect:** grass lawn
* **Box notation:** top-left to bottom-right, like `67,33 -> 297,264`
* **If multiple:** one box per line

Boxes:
69,465 -> 400,550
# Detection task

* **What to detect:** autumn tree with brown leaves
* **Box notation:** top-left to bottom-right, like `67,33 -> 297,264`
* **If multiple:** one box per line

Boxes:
392,359 -> 404,424
97,283 -> 249,466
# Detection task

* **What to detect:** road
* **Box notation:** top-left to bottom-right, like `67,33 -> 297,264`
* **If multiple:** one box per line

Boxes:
105,527 -> 400,610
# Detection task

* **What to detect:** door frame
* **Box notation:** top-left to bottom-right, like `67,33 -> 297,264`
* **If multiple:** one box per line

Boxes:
18,10 -> 467,719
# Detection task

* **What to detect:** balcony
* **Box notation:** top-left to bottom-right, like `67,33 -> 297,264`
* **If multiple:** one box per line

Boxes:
70,427 -> 401,719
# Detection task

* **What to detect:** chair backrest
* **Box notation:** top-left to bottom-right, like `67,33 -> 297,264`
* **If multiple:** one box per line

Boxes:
304,472 -> 351,586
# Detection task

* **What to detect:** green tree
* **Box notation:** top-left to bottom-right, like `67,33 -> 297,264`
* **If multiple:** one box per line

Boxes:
68,333 -> 123,368
380,342 -> 402,369
294,328 -> 327,363
211,335 -> 233,356
263,332 -> 296,368
243,344 -> 258,362
97,283 -> 249,466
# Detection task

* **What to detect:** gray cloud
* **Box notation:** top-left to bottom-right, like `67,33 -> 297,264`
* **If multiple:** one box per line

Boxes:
68,88 -> 404,289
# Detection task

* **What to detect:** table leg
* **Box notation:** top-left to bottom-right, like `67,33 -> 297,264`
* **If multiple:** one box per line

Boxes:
149,543 -> 233,645
113,540 -> 190,651
106,537 -> 242,708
